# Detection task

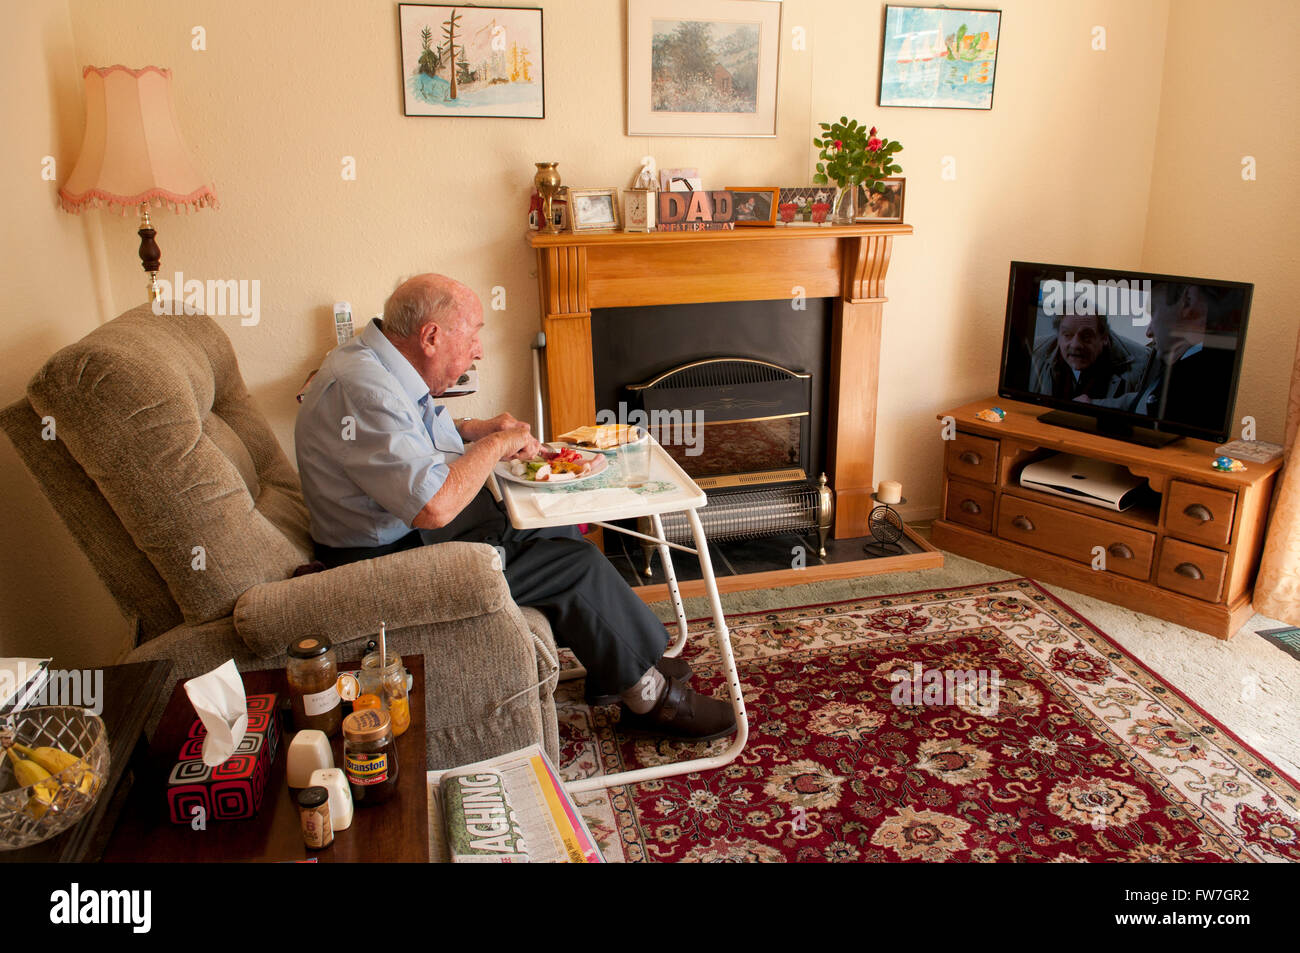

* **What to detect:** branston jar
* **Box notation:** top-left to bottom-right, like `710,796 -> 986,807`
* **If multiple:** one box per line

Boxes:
342,708 -> 399,806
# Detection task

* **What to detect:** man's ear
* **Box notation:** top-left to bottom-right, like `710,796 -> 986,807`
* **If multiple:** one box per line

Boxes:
418,321 -> 439,354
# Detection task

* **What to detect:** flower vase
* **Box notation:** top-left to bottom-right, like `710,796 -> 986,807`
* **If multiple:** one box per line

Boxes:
832,180 -> 860,224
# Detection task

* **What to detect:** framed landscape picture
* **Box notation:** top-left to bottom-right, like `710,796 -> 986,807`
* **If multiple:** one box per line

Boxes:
399,4 -> 544,118
627,0 -> 781,137
879,5 -> 1001,110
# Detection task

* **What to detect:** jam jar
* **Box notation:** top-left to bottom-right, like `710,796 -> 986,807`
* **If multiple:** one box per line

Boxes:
342,708 -> 399,805
359,650 -> 410,737
286,636 -> 341,736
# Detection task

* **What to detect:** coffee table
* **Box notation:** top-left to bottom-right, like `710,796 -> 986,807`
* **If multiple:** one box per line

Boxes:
493,437 -> 749,794
102,656 -> 428,862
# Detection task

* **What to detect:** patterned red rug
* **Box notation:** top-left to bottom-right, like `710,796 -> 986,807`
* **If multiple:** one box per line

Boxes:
557,579 -> 1300,862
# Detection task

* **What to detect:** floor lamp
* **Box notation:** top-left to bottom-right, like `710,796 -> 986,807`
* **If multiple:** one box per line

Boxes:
57,65 -> 217,302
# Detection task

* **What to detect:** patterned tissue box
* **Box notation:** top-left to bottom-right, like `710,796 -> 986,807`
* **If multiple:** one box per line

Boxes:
165,693 -> 281,824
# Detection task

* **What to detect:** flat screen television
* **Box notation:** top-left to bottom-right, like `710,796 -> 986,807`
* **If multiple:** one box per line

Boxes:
998,261 -> 1253,446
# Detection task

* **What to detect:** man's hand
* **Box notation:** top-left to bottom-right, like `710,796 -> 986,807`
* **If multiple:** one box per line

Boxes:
494,423 -> 540,461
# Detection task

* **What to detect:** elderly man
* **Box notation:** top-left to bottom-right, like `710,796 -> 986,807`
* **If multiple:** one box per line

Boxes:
1027,313 -> 1146,401
295,274 -> 735,741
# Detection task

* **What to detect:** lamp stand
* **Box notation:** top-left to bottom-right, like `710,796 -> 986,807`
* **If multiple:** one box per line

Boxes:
137,203 -> 162,301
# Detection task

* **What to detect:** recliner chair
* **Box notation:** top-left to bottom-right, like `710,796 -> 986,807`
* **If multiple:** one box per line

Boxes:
1,303 -> 559,769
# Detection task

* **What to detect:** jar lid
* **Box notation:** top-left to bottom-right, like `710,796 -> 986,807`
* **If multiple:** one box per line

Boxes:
297,786 -> 330,809
343,708 -> 391,742
288,636 -> 332,659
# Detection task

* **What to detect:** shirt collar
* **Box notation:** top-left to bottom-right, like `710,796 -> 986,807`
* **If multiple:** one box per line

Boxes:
361,318 -> 430,406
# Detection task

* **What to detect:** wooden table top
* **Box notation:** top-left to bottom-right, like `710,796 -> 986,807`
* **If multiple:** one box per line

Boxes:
102,657 -> 428,863
2,660 -> 172,864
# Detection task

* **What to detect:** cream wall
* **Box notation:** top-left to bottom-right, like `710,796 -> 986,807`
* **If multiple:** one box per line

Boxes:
12,0 -> 1289,668
0,0 -> 128,667
1141,0 -> 1299,445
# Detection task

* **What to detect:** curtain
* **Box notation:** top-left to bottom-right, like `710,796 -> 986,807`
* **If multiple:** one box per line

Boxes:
1253,329 -> 1300,626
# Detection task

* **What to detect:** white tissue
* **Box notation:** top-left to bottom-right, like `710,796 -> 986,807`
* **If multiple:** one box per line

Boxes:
184,659 -> 248,766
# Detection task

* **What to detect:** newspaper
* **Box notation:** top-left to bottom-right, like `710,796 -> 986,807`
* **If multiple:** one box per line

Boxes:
427,744 -> 602,863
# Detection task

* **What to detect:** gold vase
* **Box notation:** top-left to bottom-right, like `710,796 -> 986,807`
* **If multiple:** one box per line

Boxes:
534,162 -> 562,234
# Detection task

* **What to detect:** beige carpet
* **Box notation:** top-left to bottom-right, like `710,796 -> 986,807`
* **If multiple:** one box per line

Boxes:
645,550 -> 1300,782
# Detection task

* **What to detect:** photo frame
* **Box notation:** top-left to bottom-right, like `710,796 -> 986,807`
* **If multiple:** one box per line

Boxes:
855,177 -> 906,224
567,188 -> 621,231
727,187 -> 780,227
777,186 -> 836,225
627,0 -> 781,137
398,4 -> 545,118
878,5 -> 1001,110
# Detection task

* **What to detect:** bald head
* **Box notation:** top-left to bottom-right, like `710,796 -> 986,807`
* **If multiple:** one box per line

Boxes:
379,273 -> 485,396
382,274 -> 479,340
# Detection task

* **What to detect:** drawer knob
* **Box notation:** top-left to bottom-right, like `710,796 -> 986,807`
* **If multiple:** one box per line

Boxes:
1183,503 -> 1214,523
960,499 -> 982,515
1012,515 -> 1035,532
1107,543 -> 1134,560
1174,562 -> 1205,581
959,450 -> 982,466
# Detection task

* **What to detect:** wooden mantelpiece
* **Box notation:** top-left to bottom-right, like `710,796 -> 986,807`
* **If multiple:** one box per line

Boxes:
529,224 -> 913,541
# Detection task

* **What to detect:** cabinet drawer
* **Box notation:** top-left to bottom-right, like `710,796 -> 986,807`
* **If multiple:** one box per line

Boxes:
1166,480 -> 1236,548
1156,538 -> 1227,602
996,495 -> 1155,580
945,432 -> 998,484
945,480 -> 994,532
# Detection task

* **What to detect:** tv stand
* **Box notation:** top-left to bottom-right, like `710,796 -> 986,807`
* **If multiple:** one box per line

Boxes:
933,398 -> 1282,639
1035,408 -> 1182,448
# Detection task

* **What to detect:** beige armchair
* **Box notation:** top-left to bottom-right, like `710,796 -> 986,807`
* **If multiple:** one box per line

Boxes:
1,304 -> 559,769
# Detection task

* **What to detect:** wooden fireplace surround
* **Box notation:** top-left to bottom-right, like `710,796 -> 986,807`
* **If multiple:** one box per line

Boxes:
528,224 -> 942,594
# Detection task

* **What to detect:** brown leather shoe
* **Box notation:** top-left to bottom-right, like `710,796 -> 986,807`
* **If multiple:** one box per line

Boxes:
617,676 -> 737,742
591,655 -> 693,707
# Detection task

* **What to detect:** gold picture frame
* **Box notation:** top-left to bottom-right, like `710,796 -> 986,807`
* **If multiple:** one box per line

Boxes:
567,187 -> 621,231
727,186 -> 780,227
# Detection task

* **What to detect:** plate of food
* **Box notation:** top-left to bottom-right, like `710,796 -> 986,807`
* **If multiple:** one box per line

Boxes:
494,445 -> 610,486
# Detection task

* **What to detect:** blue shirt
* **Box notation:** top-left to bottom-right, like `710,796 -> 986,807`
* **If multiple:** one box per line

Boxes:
295,319 -> 466,547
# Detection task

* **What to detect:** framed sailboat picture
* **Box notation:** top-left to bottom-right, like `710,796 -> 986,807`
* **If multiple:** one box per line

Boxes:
879,5 -> 1001,110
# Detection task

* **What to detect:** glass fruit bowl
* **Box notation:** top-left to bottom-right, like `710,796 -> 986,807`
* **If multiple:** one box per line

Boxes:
0,706 -> 110,851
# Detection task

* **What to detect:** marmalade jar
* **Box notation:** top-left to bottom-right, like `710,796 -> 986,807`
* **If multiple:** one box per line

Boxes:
342,708 -> 399,805
360,650 -> 410,737
286,636 -> 341,736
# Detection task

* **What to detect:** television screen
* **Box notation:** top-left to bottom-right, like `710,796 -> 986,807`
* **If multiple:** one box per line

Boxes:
998,262 -> 1253,444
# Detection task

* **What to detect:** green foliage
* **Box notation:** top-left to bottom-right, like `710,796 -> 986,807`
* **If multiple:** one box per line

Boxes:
811,118 -> 904,191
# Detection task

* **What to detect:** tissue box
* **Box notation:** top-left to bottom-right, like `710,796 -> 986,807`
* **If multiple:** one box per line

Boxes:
165,692 -> 281,824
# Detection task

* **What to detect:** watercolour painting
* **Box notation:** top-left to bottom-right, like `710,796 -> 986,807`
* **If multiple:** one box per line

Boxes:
879,5 -> 1000,110
399,4 -> 544,118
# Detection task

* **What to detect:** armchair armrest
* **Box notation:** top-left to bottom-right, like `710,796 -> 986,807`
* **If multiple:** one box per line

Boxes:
233,541 -> 508,658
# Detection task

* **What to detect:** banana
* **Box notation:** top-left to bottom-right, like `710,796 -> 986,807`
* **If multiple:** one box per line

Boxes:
12,742 -> 99,795
7,749 -> 59,818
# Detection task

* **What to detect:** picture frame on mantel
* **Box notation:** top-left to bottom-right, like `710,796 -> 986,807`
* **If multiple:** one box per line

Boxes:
878,5 -> 1001,110
398,4 -> 545,118
627,0 -> 781,137
855,177 -> 906,224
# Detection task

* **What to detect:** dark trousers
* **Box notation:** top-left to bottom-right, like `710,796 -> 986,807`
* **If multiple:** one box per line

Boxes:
314,489 -> 668,699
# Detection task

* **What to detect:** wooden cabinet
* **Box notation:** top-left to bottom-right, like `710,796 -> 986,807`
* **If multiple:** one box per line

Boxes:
932,399 -> 1282,640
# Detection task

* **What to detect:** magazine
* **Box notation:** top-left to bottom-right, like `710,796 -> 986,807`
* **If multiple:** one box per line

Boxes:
427,744 -> 603,863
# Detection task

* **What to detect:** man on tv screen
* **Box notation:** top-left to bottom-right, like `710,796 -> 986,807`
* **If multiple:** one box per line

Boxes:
1081,282 -> 1241,429
1028,313 -> 1146,401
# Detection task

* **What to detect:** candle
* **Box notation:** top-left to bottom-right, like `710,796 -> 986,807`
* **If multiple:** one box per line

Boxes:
877,480 -> 902,504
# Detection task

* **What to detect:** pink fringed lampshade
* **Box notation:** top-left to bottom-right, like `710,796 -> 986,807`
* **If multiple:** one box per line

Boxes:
58,65 -> 217,214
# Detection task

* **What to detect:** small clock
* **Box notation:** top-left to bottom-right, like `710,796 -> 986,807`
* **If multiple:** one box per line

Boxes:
623,189 -> 656,232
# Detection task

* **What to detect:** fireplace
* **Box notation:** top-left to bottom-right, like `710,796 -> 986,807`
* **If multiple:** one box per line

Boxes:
528,224 -> 943,599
